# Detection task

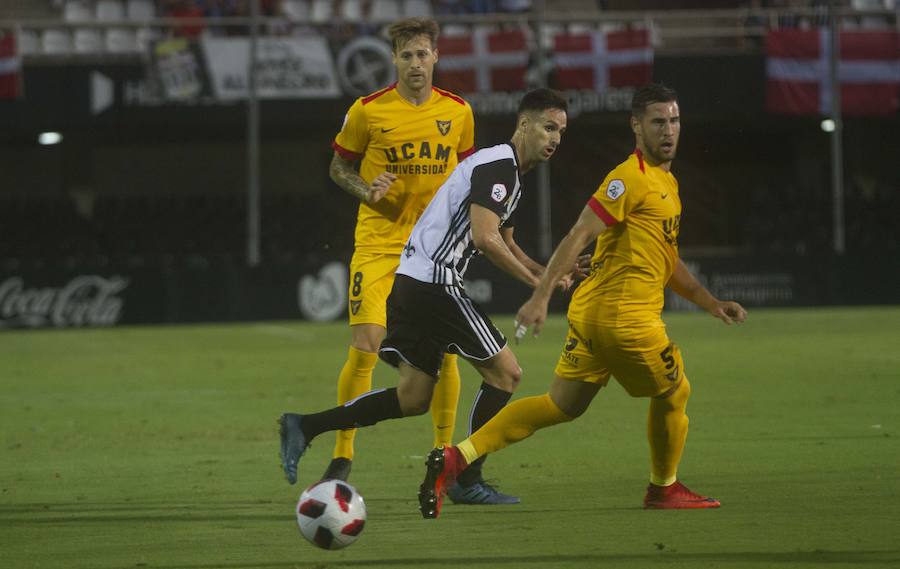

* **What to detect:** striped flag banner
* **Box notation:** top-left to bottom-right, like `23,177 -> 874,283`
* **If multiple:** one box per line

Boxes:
437,28 -> 529,93
553,28 -> 653,92
766,28 -> 900,116
0,29 -> 22,99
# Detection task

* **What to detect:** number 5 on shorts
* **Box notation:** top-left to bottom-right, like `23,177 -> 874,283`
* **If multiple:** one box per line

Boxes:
658,343 -> 682,382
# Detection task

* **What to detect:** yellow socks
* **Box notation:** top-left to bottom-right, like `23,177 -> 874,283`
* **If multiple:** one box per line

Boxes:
458,393 -> 573,465
648,377 -> 691,486
333,346 -> 379,460
430,354 -> 461,448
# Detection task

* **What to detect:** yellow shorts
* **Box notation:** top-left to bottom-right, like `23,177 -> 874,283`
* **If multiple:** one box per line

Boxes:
554,320 -> 686,398
347,251 -> 399,327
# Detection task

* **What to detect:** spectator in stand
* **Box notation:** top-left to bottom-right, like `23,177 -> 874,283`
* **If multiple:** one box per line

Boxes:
433,0 -> 469,15
498,0 -> 531,13
162,0 -> 206,38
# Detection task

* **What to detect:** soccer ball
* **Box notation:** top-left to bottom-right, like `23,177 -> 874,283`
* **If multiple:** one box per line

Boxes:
296,480 -> 367,550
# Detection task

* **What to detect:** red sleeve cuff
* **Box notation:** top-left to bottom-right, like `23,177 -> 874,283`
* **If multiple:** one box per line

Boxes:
587,197 -> 619,226
332,140 -> 362,160
457,146 -> 475,160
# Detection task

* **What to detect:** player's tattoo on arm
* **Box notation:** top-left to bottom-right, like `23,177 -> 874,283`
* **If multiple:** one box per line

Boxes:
329,154 -> 371,203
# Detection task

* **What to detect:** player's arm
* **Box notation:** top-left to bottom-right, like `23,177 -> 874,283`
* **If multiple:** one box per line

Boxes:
668,259 -> 748,325
501,227 -> 543,277
515,205 -> 607,339
501,227 -> 586,291
329,153 -> 395,205
471,205 -> 540,288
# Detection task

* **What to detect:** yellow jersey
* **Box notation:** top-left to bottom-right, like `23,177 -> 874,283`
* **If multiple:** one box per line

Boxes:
332,84 -> 476,255
568,150 -> 682,329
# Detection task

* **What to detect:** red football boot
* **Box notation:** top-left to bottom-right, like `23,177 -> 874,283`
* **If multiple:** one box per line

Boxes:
418,446 -> 467,519
644,480 -> 721,509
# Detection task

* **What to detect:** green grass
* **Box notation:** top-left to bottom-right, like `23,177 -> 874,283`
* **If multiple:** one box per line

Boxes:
1,307 -> 899,569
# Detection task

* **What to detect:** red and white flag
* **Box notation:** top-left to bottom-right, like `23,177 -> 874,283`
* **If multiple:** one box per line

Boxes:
436,28 -> 529,93
553,28 -> 653,92
0,30 -> 22,99
766,29 -> 900,116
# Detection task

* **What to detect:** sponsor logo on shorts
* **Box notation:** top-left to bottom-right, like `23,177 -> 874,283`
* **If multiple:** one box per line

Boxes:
350,300 -> 362,315
561,351 -> 579,365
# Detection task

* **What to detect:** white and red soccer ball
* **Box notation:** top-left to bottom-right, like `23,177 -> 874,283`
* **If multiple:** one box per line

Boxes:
296,480 -> 367,550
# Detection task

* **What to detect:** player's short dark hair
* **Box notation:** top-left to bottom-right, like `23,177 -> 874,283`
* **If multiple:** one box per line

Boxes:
631,83 -> 678,117
387,17 -> 440,52
517,88 -> 568,117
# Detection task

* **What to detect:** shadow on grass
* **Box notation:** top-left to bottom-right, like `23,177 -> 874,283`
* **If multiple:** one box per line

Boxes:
1,501 -> 638,524
146,550 -> 900,568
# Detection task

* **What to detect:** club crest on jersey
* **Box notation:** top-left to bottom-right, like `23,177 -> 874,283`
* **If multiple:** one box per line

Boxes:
606,179 -> 626,200
491,183 -> 508,203
436,120 -> 451,136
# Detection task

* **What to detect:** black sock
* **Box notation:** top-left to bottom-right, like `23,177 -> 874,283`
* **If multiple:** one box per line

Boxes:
456,382 -> 512,488
300,387 -> 404,441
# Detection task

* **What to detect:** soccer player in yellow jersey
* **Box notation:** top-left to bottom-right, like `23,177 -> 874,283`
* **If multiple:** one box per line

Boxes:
282,17 -> 516,504
419,83 -> 748,515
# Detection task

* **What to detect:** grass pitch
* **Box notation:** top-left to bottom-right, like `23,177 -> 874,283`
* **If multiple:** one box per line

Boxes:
2,307 -> 899,569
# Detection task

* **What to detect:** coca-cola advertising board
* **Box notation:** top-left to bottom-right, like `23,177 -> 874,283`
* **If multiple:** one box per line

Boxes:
0,270 -> 171,330
0,275 -> 129,329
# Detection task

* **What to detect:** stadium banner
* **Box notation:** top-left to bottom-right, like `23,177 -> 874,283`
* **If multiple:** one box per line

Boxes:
0,273 -> 154,329
151,37 -> 213,102
766,29 -> 900,116
553,28 -> 654,93
436,28 -> 529,94
0,28 -> 22,100
0,263 -> 347,330
149,34 -> 340,103
1,254 -> 895,330
200,35 -> 341,101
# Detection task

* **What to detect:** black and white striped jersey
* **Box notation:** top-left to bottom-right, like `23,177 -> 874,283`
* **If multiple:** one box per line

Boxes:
397,142 -> 522,286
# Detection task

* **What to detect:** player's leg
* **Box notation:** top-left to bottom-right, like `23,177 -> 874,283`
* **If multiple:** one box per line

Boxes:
459,375 -> 598,462
279,364 -> 436,485
643,374 -> 718,509
607,331 -> 719,509
430,353 -> 461,448
324,254 -> 397,481
448,346 -> 521,503
648,375 -> 690,488
417,284 -> 519,511
325,324 -> 384,481
421,374 -> 601,518
455,321 -> 606,461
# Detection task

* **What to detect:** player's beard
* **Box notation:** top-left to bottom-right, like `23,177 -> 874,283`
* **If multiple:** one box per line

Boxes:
648,142 -> 676,164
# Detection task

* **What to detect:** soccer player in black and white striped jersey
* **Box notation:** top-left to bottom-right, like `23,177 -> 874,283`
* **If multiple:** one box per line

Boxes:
280,89 -> 575,504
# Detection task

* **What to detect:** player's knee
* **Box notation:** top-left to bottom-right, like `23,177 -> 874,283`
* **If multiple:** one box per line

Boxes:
508,363 -> 523,390
491,361 -> 522,392
350,325 -> 385,353
654,376 -> 691,408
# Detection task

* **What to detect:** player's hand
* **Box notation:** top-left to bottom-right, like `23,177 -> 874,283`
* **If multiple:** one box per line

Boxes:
556,274 -> 574,292
514,296 -> 549,343
555,254 -> 592,292
574,254 -> 592,280
710,301 -> 747,325
367,172 -> 397,204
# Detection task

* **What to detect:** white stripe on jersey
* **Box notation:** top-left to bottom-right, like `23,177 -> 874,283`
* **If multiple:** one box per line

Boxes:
398,143 -> 522,286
